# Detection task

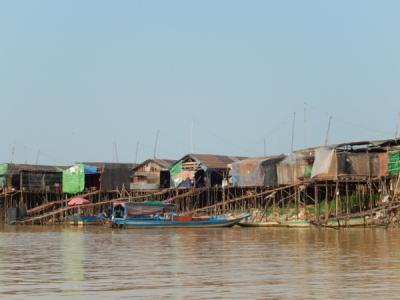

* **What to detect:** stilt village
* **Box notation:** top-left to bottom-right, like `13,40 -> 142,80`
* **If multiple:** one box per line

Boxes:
2,137 -> 400,228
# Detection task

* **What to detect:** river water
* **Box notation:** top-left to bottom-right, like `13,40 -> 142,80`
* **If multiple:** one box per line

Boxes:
0,225 -> 399,299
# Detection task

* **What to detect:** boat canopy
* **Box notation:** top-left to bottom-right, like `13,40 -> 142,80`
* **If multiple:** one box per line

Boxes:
113,201 -> 175,218
113,201 -> 174,208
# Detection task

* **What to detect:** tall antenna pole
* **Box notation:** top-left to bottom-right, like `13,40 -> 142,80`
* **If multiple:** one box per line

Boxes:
10,144 -> 15,163
113,141 -> 119,162
304,102 -> 307,148
135,141 -> 140,164
395,112 -> 400,140
24,146 -> 27,164
291,112 -> 296,152
190,120 -> 194,153
153,130 -> 160,159
263,138 -> 266,156
325,115 -> 332,146
35,150 -> 40,165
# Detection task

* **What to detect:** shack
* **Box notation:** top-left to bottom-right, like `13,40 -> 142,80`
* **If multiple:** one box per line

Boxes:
131,159 -> 175,190
0,163 -> 65,193
82,162 -> 136,191
229,155 -> 285,187
62,164 -> 100,194
170,154 -> 245,188
276,151 -> 314,185
311,140 -> 400,181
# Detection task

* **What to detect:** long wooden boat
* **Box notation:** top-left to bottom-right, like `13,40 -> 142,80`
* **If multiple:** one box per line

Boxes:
239,217 -> 378,229
111,201 -> 250,229
238,221 -> 283,227
67,214 -> 108,226
238,216 -> 310,228
308,217 -> 381,229
286,220 -> 311,228
326,217 -> 376,228
112,214 -> 251,228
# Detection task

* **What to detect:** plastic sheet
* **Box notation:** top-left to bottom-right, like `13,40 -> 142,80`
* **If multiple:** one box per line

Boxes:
63,165 -> 85,194
230,156 -> 284,187
311,148 -> 335,179
389,151 -> 400,176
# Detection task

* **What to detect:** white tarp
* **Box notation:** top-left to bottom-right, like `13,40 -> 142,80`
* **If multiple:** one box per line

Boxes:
311,148 -> 335,178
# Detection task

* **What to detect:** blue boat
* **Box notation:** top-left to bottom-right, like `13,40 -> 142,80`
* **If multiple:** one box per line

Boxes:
67,213 -> 108,226
111,201 -> 250,229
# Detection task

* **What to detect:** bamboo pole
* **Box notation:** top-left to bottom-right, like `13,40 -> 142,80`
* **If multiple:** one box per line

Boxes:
325,181 -> 329,222
346,180 -> 350,217
314,182 -> 319,222
335,180 -> 339,217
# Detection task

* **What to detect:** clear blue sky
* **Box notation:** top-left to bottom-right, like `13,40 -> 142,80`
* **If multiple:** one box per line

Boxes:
1,0 -> 399,165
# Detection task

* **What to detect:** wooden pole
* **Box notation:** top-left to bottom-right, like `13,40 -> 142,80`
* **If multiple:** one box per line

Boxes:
19,172 -> 23,208
314,182 -> 319,222
346,180 -> 350,217
295,186 -> 299,220
291,112 -> 296,152
325,181 -> 329,222
335,180 -> 339,217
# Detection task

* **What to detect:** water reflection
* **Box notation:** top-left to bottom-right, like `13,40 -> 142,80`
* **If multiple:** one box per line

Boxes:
62,228 -> 85,295
0,226 -> 400,299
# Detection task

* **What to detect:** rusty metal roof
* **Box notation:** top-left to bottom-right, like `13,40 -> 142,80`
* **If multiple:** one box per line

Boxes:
81,162 -> 137,170
132,159 -> 176,171
2,163 -> 67,174
295,138 -> 400,154
229,155 -> 286,166
178,154 -> 247,170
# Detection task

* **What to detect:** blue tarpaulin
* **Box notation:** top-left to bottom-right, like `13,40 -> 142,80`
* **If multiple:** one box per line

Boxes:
83,164 -> 98,174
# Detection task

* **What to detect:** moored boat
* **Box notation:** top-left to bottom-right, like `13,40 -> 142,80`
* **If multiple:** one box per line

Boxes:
238,221 -> 283,227
111,201 -> 250,229
67,213 -> 108,226
286,219 -> 311,228
238,214 -> 310,228
326,217 -> 376,227
239,220 -> 311,228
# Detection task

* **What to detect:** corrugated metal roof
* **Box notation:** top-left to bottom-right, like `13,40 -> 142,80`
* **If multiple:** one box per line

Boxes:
81,162 -> 137,171
151,159 -> 176,169
132,159 -> 176,171
229,155 -> 286,166
179,154 -> 247,170
295,138 -> 400,153
1,163 -> 67,174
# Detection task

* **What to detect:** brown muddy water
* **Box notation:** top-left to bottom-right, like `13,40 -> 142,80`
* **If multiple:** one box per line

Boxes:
0,226 -> 400,299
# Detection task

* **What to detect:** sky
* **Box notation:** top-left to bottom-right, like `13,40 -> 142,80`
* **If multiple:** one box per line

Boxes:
1,0 -> 400,165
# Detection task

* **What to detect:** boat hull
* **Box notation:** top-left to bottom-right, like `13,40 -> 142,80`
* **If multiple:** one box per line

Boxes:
239,220 -> 311,228
67,215 -> 106,226
112,213 -> 251,229
326,217 -> 376,228
238,221 -> 283,227
286,220 -> 311,228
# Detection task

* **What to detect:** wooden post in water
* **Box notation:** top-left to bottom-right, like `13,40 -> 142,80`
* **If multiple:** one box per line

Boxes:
335,180 -> 339,217
346,180 -> 350,217
294,187 -> 299,220
19,172 -> 23,208
314,182 -> 319,222
222,185 -> 226,214
324,181 -> 329,222
367,150 -> 373,225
